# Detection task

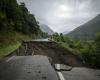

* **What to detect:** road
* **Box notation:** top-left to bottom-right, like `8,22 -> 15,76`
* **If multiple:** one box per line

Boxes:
33,38 -> 49,41
55,64 -> 100,80
0,56 -> 100,80
0,39 -> 100,80
62,67 -> 100,80
0,55 -> 59,80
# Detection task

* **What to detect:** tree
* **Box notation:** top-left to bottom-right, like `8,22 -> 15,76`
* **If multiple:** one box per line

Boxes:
95,32 -> 100,53
0,0 -> 43,36
59,33 -> 65,42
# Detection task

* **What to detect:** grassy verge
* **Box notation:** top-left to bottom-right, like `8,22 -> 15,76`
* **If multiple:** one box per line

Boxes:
0,31 -> 33,58
0,42 -> 21,58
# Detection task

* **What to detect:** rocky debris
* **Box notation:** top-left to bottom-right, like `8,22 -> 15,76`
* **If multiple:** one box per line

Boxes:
7,41 -> 84,67
54,64 -> 72,71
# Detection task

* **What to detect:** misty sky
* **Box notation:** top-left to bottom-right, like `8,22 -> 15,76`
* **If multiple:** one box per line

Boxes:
17,0 -> 100,33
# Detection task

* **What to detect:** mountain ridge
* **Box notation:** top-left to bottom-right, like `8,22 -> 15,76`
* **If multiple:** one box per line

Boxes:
67,14 -> 100,40
39,24 -> 54,35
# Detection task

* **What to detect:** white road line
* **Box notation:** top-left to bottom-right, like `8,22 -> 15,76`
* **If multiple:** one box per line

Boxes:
57,64 -> 60,70
57,72 -> 65,80
6,56 -> 15,62
56,64 -> 66,80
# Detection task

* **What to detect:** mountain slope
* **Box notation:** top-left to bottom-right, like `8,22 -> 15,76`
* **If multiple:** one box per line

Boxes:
67,14 -> 100,40
40,24 -> 54,35
63,31 -> 70,35
0,0 -> 43,57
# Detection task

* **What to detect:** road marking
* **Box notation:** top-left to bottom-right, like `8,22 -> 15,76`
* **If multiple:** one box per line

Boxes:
57,64 -> 60,70
56,64 -> 66,80
6,56 -> 15,62
57,72 -> 65,80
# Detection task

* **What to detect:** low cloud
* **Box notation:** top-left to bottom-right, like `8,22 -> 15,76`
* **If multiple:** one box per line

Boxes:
17,0 -> 100,33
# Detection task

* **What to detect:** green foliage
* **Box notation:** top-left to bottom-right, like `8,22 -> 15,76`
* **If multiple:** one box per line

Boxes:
51,32 -> 100,68
51,33 -> 65,42
41,32 -> 49,38
95,32 -> 100,52
0,0 -> 42,35
67,14 -> 100,40
0,0 -> 48,46
0,42 -> 21,57
0,0 -> 49,57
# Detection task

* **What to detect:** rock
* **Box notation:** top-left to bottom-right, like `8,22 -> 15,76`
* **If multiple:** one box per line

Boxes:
54,64 -> 72,71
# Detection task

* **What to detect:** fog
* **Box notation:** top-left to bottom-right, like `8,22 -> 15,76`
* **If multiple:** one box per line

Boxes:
17,0 -> 100,33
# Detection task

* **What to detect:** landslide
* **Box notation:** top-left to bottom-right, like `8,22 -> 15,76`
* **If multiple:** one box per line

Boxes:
11,41 -> 84,67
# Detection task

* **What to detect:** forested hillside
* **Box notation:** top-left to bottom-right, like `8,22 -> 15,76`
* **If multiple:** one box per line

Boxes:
0,0 -> 46,57
0,0 -> 42,34
51,32 -> 100,68
40,24 -> 54,35
67,14 -> 100,40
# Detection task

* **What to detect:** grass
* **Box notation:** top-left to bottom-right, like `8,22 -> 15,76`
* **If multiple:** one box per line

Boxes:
0,31 -> 33,58
0,42 -> 21,58
61,43 -> 73,51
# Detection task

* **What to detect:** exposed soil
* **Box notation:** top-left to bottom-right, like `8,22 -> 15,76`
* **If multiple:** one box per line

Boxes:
8,41 -> 84,67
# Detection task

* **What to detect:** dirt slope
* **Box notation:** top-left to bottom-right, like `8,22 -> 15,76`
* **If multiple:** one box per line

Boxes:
9,41 -> 84,67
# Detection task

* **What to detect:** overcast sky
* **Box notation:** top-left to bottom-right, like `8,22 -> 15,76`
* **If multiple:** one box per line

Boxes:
17,0 -> 100,33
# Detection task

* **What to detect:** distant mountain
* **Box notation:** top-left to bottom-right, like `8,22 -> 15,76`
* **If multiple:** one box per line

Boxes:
67,14 -> 100,40
39,24 -> 54,35
63,31 -> 71,35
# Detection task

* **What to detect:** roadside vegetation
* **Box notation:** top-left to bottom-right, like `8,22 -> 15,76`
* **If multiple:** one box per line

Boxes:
0,42 -> 21,58
0,0 -> 49,57
50,32 -> 100,68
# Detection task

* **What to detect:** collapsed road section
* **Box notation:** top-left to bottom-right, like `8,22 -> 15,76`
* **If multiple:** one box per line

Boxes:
8,41 -> 84,67
1,40 -> 100,80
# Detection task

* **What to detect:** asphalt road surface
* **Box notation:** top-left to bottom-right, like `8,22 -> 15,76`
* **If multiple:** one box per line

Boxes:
0,56 -> 100,80
62,67 -> 100,80
0,55 -> 59,80
33,38 -> 49,41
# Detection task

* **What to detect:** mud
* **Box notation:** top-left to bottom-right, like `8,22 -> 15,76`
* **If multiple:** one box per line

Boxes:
7,41 -> 84,67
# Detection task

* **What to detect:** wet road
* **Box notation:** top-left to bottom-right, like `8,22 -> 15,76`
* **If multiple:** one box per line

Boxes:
33,38 -> 49,41
62,67 -> 100,80
0,56 -> 100,80
0,55 -> 59,80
